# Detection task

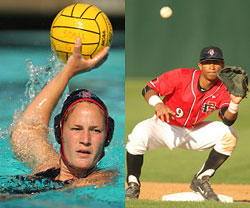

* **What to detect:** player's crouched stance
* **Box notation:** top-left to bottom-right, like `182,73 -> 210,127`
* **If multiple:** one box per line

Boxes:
125,47 -> 242,201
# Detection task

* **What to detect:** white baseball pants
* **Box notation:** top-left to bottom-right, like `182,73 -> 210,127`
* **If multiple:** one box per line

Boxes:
126,116 -> 238,156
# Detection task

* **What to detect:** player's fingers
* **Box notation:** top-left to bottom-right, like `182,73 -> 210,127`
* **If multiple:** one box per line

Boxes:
165,113 -> 170,123
88,47 -> 110,68
155,114 -> 159,121
156,111 -> 164,122
161,113 -> 166,123
167,108 -> 175,120
155,110 -> 162,121
230,94 -> 242,104
92,53 -> 109,69
168,108 -> 176,116
170,111 -> 175,120
94,46 -> 110,61
73,38 -> 82,58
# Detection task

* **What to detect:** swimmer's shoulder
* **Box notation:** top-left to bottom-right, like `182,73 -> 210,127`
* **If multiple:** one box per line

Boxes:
70,169 -> 119,188
32,160 -> 60,175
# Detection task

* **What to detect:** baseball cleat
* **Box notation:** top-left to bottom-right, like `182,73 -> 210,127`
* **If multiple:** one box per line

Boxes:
125,182 -> 140,199
190,175 -> 219,201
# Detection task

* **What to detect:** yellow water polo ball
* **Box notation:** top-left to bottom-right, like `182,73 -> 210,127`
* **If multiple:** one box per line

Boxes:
50,3 -> 113,63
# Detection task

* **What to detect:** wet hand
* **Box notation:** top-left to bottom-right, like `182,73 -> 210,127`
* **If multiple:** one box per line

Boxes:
66,38 -> 109,76
155,103 -> 175,123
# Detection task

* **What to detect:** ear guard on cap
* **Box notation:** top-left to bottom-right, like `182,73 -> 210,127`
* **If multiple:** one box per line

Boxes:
54,114 -> 62,144
53,113 -> 115,146
105,117 -> 114,146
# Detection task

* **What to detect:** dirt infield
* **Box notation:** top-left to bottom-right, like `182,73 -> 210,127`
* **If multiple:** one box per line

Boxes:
136,182 -> 250,202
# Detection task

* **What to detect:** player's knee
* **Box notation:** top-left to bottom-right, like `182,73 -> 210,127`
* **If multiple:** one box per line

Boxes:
215,127 -> 238,156
126,120 -> 152,155
126,132 -> 148,155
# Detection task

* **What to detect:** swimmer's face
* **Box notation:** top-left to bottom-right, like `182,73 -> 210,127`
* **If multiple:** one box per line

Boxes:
62,102 -> 106,173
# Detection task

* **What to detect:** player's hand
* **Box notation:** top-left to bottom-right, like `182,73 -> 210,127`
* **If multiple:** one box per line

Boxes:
155,103 -> 175,123
230,94 -> 242,104
65,38 -> 109,77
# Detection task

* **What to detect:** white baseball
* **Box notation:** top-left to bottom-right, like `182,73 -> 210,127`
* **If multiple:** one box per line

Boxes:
160,6 -> 173,19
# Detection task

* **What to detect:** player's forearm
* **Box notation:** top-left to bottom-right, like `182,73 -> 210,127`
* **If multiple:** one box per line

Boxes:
224,109 -> 238,121
144,89 -> 159,103
22,66 -> 73,125
222,95 -> 242,124
224,99 -> 240,122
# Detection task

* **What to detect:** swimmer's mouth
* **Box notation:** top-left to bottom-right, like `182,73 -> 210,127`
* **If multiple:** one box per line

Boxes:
77,150 -> 91,154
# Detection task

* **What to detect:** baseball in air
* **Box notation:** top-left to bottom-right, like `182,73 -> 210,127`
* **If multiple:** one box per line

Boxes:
160,6 -> 173,19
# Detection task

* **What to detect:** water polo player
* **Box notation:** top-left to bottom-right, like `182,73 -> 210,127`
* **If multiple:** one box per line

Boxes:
9,38 -> 116,191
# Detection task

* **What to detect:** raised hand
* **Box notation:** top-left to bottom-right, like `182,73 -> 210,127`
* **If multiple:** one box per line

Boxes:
65,38 -> 110,77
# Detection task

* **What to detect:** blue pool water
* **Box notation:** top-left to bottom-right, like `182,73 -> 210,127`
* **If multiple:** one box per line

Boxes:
0,45 -> 125,207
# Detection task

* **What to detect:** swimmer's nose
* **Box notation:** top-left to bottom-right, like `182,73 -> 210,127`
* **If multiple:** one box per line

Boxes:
79,130 -> 91,146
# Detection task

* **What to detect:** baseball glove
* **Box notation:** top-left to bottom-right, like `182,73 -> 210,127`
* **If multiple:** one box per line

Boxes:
217,66 -> 249,98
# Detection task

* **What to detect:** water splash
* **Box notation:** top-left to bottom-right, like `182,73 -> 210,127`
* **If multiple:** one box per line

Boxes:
0,54 -> 66,148
22,54 -> 64,110
0,124 -> 10,139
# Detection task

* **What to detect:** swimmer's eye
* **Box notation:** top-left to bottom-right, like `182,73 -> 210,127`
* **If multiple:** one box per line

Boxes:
92,129 -> 102,133
71,127 -> 81,131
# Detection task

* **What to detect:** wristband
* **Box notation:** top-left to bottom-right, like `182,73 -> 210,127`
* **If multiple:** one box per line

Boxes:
148,95 -> 163,107
228,101 -> 239,114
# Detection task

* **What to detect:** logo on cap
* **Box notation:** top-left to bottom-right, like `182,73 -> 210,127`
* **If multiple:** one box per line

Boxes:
79,91 -> 91,98
209,49 -> 214,56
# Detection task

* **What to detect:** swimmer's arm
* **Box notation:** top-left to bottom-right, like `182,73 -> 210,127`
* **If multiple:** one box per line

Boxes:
68,169 -> 118,188
10,38 -> 109,170
22,38 -> 109,127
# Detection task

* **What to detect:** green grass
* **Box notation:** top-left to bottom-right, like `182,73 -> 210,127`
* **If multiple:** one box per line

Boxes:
125,77 -> 250,207
126,199 -> 250,208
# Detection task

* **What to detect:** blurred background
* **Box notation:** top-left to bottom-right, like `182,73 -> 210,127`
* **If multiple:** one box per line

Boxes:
126,0 -> 250,77
0,0 -> 124,47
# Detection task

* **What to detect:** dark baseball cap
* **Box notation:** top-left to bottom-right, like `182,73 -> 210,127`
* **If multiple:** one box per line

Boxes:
200,46 -> 224,62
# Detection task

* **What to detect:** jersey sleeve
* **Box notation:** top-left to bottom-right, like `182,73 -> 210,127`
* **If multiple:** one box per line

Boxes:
147,68 -> 182,96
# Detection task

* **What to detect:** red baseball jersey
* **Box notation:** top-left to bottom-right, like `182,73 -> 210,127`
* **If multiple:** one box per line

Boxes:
147,68 -> 231,128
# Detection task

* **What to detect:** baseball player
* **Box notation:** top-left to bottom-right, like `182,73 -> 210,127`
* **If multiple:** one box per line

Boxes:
125,46 -> 243,201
